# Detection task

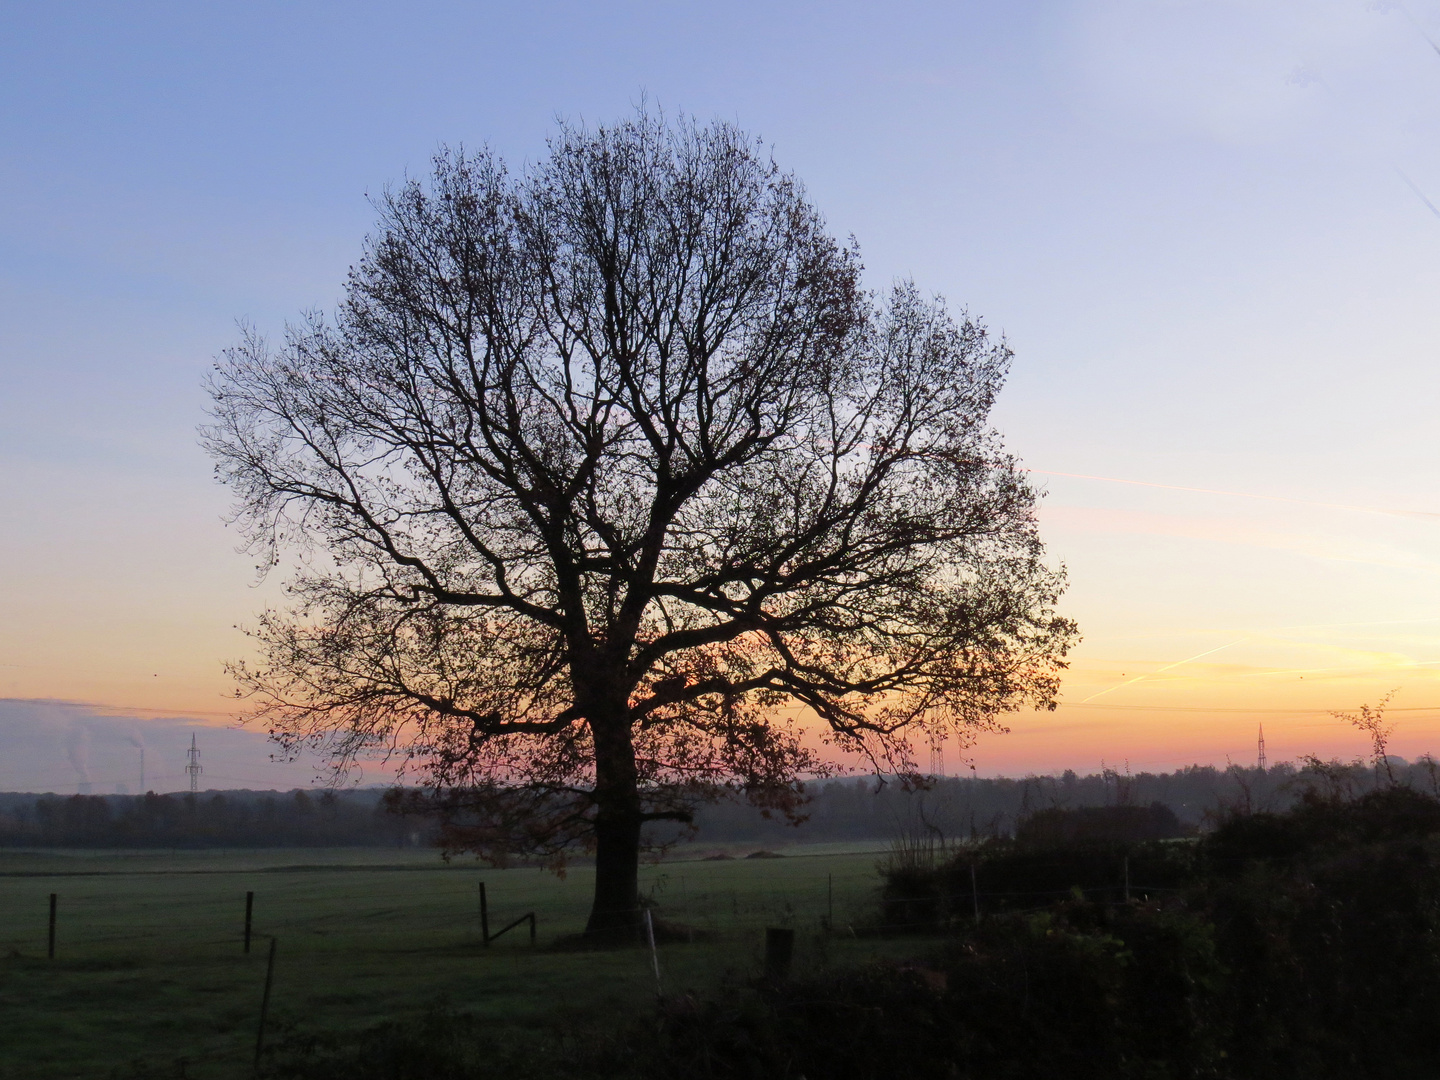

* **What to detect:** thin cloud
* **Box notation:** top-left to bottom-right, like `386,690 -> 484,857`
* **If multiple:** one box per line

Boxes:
1028,467 -> 1440,520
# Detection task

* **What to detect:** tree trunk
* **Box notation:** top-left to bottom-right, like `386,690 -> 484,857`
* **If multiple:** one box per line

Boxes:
584,702 -> 644,941
586,802 -> 643,940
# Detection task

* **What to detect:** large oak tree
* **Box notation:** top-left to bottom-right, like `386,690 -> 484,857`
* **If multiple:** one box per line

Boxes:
204,112 -> 1076,937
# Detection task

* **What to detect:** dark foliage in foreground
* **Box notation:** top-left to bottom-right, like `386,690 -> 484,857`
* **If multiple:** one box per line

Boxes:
252,783 -> 1440,1080
1015,800 -> 1186,846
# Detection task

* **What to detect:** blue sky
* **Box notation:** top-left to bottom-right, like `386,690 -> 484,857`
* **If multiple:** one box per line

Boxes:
3,2 -> 1440,790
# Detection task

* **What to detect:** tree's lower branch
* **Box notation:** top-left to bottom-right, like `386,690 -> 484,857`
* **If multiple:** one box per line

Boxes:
639,809 -> 694,823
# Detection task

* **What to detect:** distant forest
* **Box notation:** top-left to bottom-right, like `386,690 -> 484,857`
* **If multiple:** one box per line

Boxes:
677,757 -> 1435,846
0,788 -> 432,849
2,759 -> 1432,849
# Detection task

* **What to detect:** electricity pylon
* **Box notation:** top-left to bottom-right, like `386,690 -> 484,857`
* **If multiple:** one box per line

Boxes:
186,733 -> 203,793
928,735 -> 945,778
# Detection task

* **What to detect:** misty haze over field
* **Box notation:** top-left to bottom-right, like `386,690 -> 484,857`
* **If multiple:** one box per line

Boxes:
0,698 -> 326,794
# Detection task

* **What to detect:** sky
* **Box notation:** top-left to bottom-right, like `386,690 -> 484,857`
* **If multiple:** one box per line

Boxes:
3,1 -> 1440,792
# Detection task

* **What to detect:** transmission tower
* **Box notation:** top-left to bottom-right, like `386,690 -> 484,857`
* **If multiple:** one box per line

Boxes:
186,733 -> 203,792
928,735 -> 945,778
1257,723 -> 1267,772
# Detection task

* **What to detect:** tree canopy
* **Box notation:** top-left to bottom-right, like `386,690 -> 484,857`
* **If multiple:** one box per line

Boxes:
204,111 -> 1076,934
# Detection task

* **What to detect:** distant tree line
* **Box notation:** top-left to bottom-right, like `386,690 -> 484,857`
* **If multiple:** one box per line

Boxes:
0,789 -> 435,848
681,756 -> 1439,846
3,758 -> 1428,850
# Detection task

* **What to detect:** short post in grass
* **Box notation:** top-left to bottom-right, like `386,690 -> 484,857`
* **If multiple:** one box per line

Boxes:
644,908 -> 662,996
479,881 -> 490,944
1123,856 -> 1131,904
253,937 -> 277,1076
244,891 -> 254,954
764,927 -> 795,982
826,872 -> 834,931
47,893 -> 57,960
970,863 -> 981,926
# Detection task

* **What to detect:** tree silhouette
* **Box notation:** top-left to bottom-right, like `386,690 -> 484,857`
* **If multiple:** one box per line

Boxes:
1334,690 -> 1401,787
203,111 -> 1076,937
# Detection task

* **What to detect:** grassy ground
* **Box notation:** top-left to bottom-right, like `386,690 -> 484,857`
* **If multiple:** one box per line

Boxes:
0,843 -> 924,1079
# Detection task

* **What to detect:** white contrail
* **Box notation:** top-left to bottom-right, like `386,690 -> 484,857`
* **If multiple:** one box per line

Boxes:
1079,640 -> 1243,704
1396,167 -> 1440,222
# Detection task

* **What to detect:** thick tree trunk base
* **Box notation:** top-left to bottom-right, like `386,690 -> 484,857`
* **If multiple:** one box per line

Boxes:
582,896 -> 645,943
585,809 -> 643,943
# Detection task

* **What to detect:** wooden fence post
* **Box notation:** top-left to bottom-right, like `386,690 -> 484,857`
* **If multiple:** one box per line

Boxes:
253,937 -> 277,1077
644,908 -> 662,996
244,891 -> 254,954
47,893 -> 56,960
970,863 -> 981,926
476,882 -> 534,946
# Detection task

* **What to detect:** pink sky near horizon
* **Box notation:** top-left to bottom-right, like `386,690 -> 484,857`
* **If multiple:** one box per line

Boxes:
4,457 -> 1438,784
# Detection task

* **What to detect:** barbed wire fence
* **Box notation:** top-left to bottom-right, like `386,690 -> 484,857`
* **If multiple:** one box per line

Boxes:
4,851 -> 1208,967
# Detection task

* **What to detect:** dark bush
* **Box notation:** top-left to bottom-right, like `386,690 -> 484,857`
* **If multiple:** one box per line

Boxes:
1204,815 -> 1440,1076
1205,784 -> 1440,871
1016,801 -> 1186,846
880,836 -> 1200,925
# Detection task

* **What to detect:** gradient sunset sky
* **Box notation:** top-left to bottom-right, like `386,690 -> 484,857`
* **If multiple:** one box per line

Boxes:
3,1 -> 1440,790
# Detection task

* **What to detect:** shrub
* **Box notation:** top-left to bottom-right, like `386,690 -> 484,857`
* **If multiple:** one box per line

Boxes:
1016,801 -> 1187,846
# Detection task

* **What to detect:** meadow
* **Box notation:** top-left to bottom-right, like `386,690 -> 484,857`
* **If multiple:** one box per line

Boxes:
0,842 -> 920,1079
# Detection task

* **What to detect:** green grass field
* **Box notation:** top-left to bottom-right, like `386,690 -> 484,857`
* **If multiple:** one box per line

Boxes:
0,843 -> 922,1079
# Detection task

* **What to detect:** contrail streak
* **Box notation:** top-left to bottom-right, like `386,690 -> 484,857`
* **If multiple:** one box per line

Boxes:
1025,468 -> 1440,520
1058,702 -> 1440,714
1079,640 -> 1243,704
1396,167 -> 1440,222
1396,1 -> 1440,61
